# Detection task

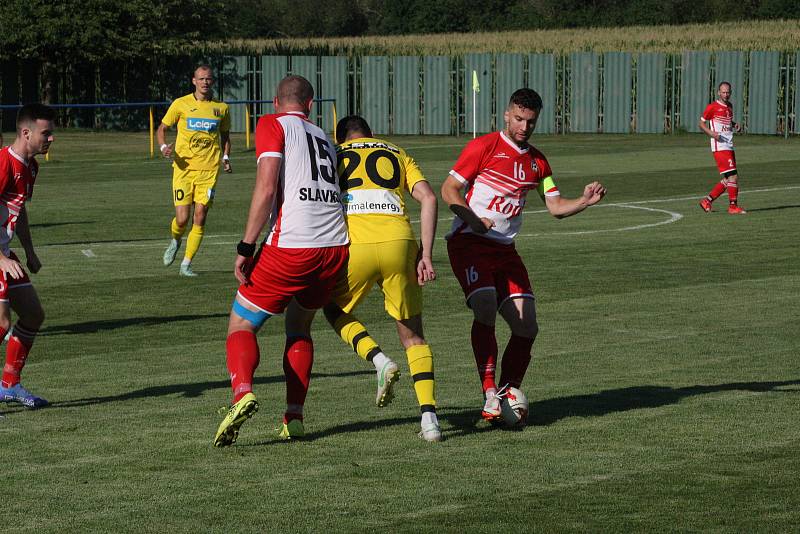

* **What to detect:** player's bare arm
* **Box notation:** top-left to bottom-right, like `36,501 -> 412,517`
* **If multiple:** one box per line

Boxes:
15,207 -> 40,274
411,180 -> 437,285
544,181 -> 606,219
698,118 -> 721,141
222,131 -> 232,173
440,175 -> 494,234
235,156 -> 281,284
156,123 -> 174,157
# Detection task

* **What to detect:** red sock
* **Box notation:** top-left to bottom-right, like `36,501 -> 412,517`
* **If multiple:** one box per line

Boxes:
499,334 -> 535,388
471,321 -> 498,393
727,181 -> 739,205
707,180 -> 726,201
283,336 -> 313,421
2,324 -> 36,388
226,330 -> 260,403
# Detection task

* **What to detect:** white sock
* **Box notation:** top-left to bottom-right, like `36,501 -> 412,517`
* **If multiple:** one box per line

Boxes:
421,411 -> 438,427
181,258 -> 191,266
372,352 -> 390,371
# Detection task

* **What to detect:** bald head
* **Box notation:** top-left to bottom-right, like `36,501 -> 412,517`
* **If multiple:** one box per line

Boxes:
276,76 -> 314,111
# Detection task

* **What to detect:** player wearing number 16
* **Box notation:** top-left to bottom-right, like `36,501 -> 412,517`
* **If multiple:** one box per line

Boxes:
441,88 -> 606,424
214,76 -> 349,446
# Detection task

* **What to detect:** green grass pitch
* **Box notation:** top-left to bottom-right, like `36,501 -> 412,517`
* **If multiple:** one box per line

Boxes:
2,130 -> 799,532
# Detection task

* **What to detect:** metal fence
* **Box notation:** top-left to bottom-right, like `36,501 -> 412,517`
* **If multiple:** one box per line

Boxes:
223,51 -> 798,137
3,51 -> 798,137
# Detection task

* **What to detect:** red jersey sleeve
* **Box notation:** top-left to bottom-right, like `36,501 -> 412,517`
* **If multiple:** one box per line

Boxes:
255,114 -> 285,161
701,103 -> 715,121
450,137 -> 490,184
534,152 -> 553,179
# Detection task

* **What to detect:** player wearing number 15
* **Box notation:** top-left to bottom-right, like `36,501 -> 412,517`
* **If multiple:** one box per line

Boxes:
441,88 -> 606,424
323,116 -> 441,442
214,76 -> 349,446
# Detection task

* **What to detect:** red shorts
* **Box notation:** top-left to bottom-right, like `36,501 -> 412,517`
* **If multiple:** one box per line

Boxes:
447,233 -> 534,308
713,150 -> 737,174
238,244 -> 349,314
0,251 -> 32,302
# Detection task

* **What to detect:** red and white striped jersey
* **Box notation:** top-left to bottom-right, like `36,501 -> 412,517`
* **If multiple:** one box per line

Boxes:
255,112 -> 348,248
701,100 -> 735,152
447,131 -> 559,244
0,147 -> 37,256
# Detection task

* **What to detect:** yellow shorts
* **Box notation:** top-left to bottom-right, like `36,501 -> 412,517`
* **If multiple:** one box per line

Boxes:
332,240 -> 422,321
172,167 -> 218,207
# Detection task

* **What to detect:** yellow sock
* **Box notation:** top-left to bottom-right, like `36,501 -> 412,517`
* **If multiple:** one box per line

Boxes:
170,218 -> 187,240
407,344 -> 436,410
184,224 -> 204,261
333,313 -> 380,361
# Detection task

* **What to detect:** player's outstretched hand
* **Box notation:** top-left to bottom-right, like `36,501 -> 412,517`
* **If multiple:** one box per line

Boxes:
416,256 -> 436,286
223,159 -> 233,173
582,181 -> 607,206
161,143 -> 174,158
0,255 -> 25,280
26,252 -> 41,274
234,255 -> 254,285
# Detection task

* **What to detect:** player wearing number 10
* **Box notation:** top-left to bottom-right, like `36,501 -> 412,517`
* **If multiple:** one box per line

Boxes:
158,65 -> 232,277
323,116 -> 441,442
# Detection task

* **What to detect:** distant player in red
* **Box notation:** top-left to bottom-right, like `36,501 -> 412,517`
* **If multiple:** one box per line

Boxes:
0,104 -> 55,409
699,82 -> 745,214
441,88 -> 606,424
214,76 -> 349,446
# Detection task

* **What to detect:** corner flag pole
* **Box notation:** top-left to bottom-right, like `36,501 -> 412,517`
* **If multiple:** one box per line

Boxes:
149,106 -> 155,158
472,70 -> 480,139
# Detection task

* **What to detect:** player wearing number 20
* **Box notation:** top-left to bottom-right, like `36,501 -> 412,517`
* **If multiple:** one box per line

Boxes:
323,116 -> 441,442
441,88 -> 606,424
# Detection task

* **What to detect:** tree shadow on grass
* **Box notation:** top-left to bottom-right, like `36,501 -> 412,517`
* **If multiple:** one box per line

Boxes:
527,379 -> 800,427
744,204 -> 800,213
43,370 -> 374,410
40,313 -> 230,335
31,220 -> 96,229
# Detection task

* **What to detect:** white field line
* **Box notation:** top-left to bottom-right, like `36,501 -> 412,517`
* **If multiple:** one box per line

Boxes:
35,184 -> 799,252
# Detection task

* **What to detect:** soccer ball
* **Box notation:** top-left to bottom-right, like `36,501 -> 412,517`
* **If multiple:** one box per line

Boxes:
500,387 -> 529,427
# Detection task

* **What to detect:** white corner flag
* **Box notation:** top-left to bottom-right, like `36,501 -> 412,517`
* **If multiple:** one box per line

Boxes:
472,70 -> 480,138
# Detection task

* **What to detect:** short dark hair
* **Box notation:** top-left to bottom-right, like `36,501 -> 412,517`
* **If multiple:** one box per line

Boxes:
508,88 -> 543,111
16,103 -> 55,131
336,115 -> 372,144
718,81 -> 731,90
277,75 -> 314,105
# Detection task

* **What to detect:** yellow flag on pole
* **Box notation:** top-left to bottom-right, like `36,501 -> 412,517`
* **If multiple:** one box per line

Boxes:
472,70 -> 480,93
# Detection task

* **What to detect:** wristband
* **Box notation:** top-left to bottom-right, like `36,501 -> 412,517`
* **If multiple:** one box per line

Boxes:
223,154 -> 230,161
237,240 -> 256,257
160,143 -> 168,153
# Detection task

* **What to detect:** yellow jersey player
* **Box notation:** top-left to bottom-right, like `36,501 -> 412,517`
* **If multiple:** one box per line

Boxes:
323,116 -> 441,442
158,64 -> 231,276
